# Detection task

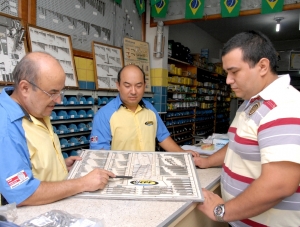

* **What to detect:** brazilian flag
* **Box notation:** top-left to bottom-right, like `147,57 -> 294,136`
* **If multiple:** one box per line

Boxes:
151,0 -> 161,6
261,0 -> 284,14
185,0 -> 205,19
220,0 -> 241,18
151,0 -> 169,18
135,0 -> 145,15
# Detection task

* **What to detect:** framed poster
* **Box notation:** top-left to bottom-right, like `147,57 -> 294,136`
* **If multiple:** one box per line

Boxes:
289,51 -> 300,71
27,24 -> 78,88
0,13 -> 27,85
92,41 -> 124,90
123,37 -> 151,92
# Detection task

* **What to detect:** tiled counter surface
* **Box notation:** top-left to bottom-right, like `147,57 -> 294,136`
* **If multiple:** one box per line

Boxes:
14,168 -> 221,227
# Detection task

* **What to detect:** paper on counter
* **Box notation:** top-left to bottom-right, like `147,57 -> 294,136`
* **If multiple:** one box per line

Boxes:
181,144 -> 225,155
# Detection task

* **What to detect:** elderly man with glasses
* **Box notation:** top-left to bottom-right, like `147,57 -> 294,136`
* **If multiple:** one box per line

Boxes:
0,52 -> 115,206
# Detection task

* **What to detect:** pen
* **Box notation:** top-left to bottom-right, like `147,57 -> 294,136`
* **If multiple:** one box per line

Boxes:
110,175 -> 133,179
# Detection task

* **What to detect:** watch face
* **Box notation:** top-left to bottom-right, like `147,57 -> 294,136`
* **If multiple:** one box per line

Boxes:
215,206 -> 223,215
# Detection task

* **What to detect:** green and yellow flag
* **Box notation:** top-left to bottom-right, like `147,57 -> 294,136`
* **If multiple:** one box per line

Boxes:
135,0 -> 145,15
261,0 -> 284,14
151,0 -> 169,18
185,0 -> 205,19
220,0 -> 241,18
150,0 -> 161,6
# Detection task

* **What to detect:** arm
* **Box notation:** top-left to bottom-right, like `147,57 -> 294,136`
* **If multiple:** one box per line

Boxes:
197,161 -> 300,222
194,144 -> 228,168
159,136 -> 200,157
18,168 -> 115,206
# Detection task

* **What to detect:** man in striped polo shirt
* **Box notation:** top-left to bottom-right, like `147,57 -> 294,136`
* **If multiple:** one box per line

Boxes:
195,31 -> 300,226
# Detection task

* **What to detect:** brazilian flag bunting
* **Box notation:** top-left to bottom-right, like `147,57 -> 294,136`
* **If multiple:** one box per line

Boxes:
135,0 -> 145,15
151,0 -> 169,18
220,0 -> 241,18
185,0 -> 205,19
261,0 -> 284,14
114,0 -> 121,4
150,0 -> 161,6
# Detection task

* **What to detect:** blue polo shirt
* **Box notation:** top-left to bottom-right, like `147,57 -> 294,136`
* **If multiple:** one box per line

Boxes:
0,87 -> 40,204
90,95 -> 170,151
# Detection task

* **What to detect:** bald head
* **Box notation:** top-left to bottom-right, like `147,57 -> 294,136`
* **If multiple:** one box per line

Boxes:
13,52 -> 64,88
117,64 -> 145,83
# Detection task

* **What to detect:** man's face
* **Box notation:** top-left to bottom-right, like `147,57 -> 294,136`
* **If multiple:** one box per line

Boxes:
25,63 -> 66,118
223,48 -> 261,100
116,65 -> 146,110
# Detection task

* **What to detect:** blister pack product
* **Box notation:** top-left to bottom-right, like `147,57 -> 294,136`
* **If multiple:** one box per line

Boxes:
0,203 -> 17,222
20,210 -> 104,227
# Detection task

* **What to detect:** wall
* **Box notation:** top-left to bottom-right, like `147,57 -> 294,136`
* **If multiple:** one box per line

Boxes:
168,23 -> 223,62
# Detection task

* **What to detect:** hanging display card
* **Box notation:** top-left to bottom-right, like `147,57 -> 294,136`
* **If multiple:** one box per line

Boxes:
92,41 -> 124,90
27,24 -> 78,88
0,14 -> 27,85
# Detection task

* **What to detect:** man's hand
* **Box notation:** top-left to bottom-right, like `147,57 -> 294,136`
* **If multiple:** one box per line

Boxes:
194,156 -> 210,169
81,169 -> 115,191
64,156 -> 82,171
183,149 -> 200,157
197,188 -> 225,221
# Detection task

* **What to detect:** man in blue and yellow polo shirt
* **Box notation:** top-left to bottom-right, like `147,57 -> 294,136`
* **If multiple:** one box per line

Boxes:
90,64 -> 199,157
0,52 -> 114,206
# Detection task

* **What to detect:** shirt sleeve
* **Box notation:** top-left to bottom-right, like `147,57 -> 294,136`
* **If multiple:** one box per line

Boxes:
89,108 -> 112,150
0,135 -> 40,205
145,102 -> 170,142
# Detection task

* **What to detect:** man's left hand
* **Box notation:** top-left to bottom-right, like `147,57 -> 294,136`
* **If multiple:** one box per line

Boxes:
184,149 -> 200,157
64,156 -> 82,171
197,188 -> 225,221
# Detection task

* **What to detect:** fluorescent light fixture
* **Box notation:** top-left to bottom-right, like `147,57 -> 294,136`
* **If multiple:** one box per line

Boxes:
274,17 -> 284,32
276,22 -> 280,32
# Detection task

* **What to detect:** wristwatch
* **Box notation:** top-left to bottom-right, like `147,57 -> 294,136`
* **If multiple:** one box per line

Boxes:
214,204 -> 225,222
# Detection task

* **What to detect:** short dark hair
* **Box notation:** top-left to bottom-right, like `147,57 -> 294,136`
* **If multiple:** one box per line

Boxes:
117,64 -> 146,83
222,31 -> 278,74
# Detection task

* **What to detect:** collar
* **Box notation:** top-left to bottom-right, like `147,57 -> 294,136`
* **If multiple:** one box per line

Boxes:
246,74 -> 290,109
0,87 -> 32,122
115,94 -> 146,109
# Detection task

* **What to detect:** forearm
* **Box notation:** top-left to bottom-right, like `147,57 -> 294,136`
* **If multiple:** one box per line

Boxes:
159,136 -> 183,152
18,178 -> 85,206
206,144 -> 227,167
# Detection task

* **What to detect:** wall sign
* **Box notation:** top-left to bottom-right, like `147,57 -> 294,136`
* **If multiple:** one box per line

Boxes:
123,37 -> 152,92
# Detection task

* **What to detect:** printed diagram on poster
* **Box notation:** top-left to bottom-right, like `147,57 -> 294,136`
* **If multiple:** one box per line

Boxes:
92,41 -> 124,90
68,149 -> 204,202
27,25 -> 78,88
0,15 -> 27,85
123,38 -> 151,92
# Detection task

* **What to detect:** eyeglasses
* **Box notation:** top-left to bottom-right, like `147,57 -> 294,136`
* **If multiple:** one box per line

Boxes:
26,80 -> 65,101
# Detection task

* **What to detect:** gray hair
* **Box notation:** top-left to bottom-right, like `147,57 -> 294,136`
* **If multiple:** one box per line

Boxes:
12,51 -> 53,89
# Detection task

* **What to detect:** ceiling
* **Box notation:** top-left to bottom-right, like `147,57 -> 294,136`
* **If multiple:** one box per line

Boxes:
193,9 -> 300,49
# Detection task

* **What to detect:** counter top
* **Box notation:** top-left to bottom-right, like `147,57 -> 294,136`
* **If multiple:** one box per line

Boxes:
14,168 -> 221,227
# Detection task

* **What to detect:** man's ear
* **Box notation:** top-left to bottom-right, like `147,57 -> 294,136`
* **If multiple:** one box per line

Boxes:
258,58 -> 270,76
18,80 -> 30,95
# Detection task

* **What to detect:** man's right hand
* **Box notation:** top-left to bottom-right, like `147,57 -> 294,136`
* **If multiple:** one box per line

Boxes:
81,169 -> 115,191
194,156 -> 210,169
